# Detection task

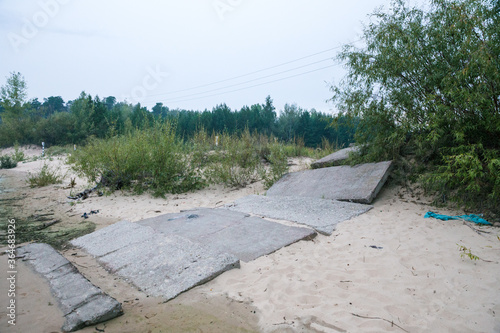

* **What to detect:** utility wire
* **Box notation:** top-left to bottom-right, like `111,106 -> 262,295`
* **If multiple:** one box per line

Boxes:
161,63 -> 340,104
142,57 -> 334,101
147,40 -> 359,98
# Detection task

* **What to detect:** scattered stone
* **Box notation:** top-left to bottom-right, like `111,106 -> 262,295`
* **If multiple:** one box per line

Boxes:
17,243 -> 123,332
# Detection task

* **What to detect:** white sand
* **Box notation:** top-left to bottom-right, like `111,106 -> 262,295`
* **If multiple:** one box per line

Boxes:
203,186 -> 500,332
1,147 -> 499,332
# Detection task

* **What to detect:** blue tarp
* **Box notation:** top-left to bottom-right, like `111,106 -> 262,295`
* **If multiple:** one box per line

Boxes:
424,211 -> 492,225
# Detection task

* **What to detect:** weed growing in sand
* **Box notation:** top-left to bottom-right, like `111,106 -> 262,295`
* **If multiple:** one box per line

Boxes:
206,130 -> 263,187
261,143 -> 289,189
205,129 -> 289,188
69,121 -> 205,197
26,163 -> 65,187
0,155 -> 17,169
12,144 -> 25,162
457,244 -> 479,261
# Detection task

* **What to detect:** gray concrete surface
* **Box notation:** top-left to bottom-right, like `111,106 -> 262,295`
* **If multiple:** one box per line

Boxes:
138,208 -> 317,262
17,243 -> 123,332
267,161 -> 392,204
71,221 -> 240,301
311,146 -> 359,168
223,195 -> 373,235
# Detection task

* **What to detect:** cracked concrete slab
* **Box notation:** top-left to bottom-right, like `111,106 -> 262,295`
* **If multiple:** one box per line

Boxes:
138,208 -> 316,262
71,221 -> 240,301
267,161 -> 392,204
311,146 -> 359,168
223,195 -> 372,235
17,243 -> 123,332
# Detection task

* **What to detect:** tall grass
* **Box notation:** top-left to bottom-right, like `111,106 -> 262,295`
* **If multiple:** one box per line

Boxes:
69,122 -> 325,196
69,122 -> 205,197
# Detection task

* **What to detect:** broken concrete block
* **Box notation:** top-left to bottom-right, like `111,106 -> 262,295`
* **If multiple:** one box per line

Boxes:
223,195 -> 372,235
17,243 -> 123,332
138,208 -> 316,262
266,161 -> 392,204
71,221 -> 240,301
311,146 -> 359,168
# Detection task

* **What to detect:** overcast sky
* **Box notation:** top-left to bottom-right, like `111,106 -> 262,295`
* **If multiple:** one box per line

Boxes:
1,0 -> 395,113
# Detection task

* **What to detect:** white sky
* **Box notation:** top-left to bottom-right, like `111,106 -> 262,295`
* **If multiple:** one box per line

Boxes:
0,0 -> 394,113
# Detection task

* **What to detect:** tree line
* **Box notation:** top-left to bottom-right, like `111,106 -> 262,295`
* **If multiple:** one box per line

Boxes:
0,75 -> 355,149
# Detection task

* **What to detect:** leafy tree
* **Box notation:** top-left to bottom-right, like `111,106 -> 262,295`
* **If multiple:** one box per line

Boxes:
0,72 -> 31,145
260,95 -> 277,136
331,0 -> 500,213
104,96 -> 117,111
42,96 -> 66,116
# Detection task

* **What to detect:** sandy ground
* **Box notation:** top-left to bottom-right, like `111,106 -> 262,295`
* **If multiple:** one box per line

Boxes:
0,146 -> 499,333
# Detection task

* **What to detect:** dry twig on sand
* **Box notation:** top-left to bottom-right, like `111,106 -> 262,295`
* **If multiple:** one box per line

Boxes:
351,313 -> 409,332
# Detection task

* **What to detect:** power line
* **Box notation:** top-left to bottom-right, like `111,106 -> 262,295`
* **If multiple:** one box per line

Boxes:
147,40 -> 359,98
143,57 -> 334,102
161,63 -> 340,105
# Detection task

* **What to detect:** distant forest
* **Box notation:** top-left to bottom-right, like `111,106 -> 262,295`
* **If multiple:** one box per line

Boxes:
0,82 -> 356,149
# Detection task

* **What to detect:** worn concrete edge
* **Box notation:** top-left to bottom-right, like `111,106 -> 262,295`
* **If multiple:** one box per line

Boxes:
17,243 -> 123,332
332,161 -> 393,204
75,222 -> 241,302
162,259 -> 241,302
364,161 -> 393,204
311,146 -> 360,169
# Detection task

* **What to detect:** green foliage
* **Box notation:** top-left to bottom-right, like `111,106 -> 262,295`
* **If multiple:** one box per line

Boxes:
261,143 -> 289,189
206,130 -> 264,188
69,121 -> 205,197
0,144 -> 25,168
331,0 -> 500,215
457,244 -> 480,261
422,144 -> 500,211
203,129 -> 290,188
0,73 -> 356,149
26,163 -> 65,187
0,155 -> 17,169
12,145 -> 25,162
45,145 -> 73,157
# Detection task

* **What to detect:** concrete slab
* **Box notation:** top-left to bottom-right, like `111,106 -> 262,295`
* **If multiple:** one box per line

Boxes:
70,220 -> 155,257
138,208 -> 317,262
311,146 -> 359,168
71,221 -> 240,301
266,161 -> 392,204
223,195 -> 372,235
17,243 -> 123,332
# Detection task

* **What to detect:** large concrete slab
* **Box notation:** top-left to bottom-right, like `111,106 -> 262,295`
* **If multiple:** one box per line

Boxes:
138,208 -> 317,262
267,161 -> 392,204
17,243 -> 123,332
223,195 -> 373,235
71,221 -> 239,301
311,146 -> 360,168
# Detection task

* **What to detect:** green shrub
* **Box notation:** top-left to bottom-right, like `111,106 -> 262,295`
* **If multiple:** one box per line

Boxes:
0,155 -> 17,169
206,130 -> 263,187
26,163 -> 64,187
69,121 -> 205,197
12,144 -> 25,162
421,144 -> 500,214
261,143 -> 289,189
46,145 -> 73,157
